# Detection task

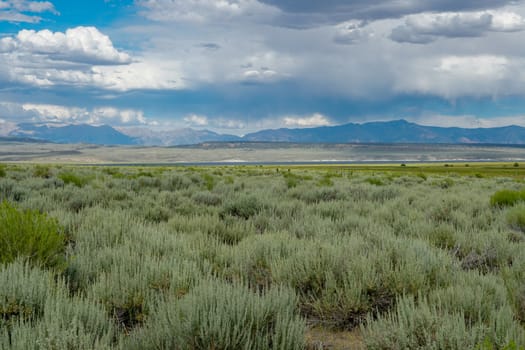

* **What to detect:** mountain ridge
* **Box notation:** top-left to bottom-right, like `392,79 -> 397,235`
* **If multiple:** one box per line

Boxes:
5,119 -> 525,146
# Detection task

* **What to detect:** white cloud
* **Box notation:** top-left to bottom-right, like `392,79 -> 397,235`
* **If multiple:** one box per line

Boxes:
243,68 -> 279,82
0,0 -> 57,23
408,114 -> 525,128
0,27 -> 131,64
19,103 -> 149,125
390,11 -> 525,44
0,118 -> 18,136
283,113 -> 332,127
436,55 -> 508,77
392,55 -> 525,97
90,59 -> 184,91
0,26 -> 185,91
184,114 -> 208,126
214,118 -> 246,129
3,0 -> 55,12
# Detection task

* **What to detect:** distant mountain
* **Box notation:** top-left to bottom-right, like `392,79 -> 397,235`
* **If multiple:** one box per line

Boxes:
6,120 -> 525,145
11,123 -> 137,145
0,136 -> 50,143
243,120 -> 525,144
118,127 -> 241,146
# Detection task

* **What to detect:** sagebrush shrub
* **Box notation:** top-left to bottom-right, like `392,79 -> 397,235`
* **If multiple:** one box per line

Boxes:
0,261 -> 60,326
125,281 -> 305,350
221,195 -> 264,219
0,201 -> 65,268
507,205 -> 525,233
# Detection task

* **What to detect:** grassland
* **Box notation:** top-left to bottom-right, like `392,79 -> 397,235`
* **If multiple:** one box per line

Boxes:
1,162 -> 525,349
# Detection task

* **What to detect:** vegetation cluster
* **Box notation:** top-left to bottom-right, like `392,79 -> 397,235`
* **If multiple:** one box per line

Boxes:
0,163 -> 524,349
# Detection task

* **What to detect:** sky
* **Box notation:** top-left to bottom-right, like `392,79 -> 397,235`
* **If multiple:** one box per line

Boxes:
1,0 -> 525,135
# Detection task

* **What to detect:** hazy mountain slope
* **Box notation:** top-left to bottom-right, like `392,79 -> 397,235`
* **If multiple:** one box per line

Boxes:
118,127 -> 241,146
243,120 -> 525,144
11,124 -> 138,145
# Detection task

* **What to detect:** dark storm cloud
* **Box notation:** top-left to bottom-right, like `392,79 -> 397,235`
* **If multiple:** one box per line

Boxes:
198,43 -> 221,51
259,0 -> 523,26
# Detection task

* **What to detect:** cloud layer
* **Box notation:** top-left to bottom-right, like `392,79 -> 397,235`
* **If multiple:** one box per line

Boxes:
0,102 -> 149,126
2,0 -> 525,132
391,11 -> 525,43
0,0 -> 57,23
136,0 -> 277,23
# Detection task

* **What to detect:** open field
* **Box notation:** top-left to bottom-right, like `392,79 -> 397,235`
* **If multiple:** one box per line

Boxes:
1,163 -> 525,349
1,141 -> 524,164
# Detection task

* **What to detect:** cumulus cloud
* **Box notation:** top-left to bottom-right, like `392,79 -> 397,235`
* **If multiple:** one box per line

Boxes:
136,0 -> 278,23
391,11 -> 525,44
0,0 -> 57,23
0,27 -> 131,64
184,114 -> 209,126
242,68 -> 279,82
283,113 -> 332,127
0,26 -> 185,91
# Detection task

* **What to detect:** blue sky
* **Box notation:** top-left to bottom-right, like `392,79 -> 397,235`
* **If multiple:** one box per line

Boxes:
1,0 -> 525,135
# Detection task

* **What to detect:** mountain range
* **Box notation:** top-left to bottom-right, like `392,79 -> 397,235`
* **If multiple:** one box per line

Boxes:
5,120 -> 525,145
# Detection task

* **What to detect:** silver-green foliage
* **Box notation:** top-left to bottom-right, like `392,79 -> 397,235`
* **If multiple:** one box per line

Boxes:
125,280 -> 305,350
1,164 -> 525,349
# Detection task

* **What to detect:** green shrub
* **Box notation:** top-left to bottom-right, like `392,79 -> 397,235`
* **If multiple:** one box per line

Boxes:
0,201 -> 65,268
416,172 -> 427,181
366,177 -> 384,186
283,173 -> 300,188
317,174 -> 334,187
0,165 -> 5,178
33,165 -> 52,178
491,190 -> 525,208
202,173 -> 215,191
58,171 -> 88,188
